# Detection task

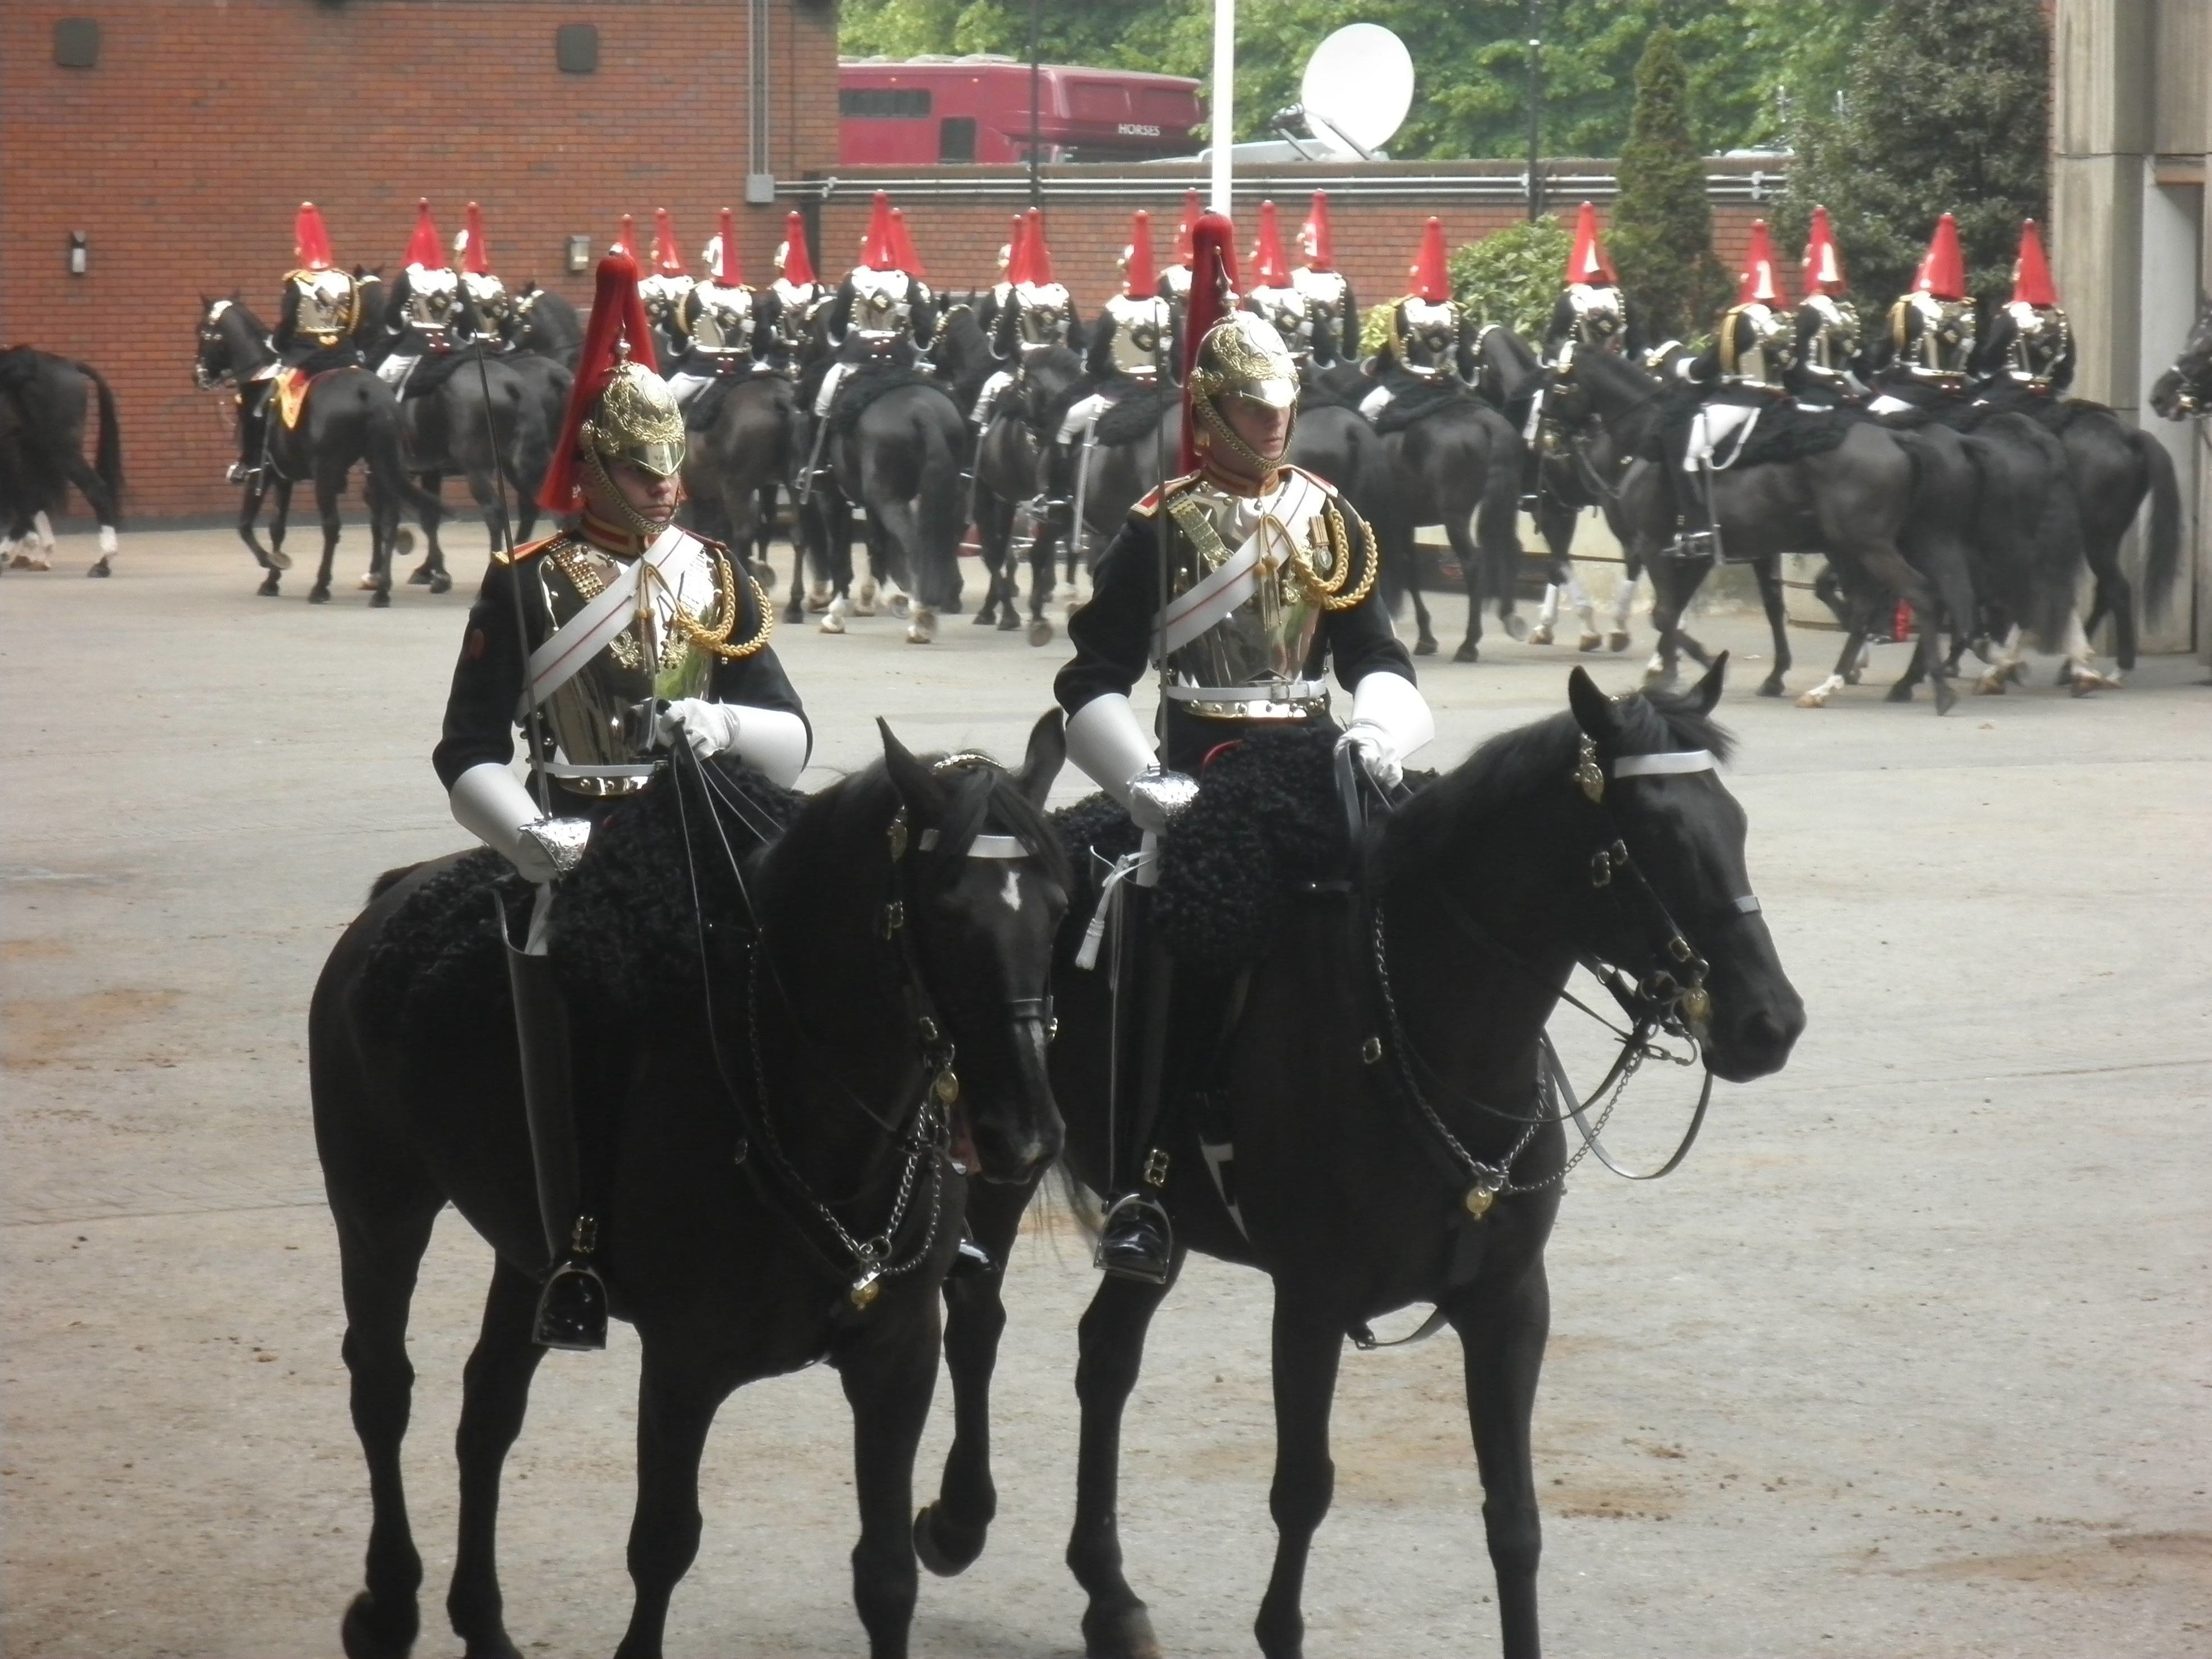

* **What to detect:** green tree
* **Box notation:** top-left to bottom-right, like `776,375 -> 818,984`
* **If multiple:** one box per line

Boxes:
1448,215 -> 1573,339
1608,27 -> 1730,340
1776,0 -> 2049,306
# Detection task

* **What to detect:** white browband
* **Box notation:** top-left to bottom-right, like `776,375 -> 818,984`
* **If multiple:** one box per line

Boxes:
1610,749 -> 1716,778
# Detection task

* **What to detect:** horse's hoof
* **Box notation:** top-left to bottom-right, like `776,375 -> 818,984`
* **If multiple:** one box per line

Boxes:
943,596 -> 964,615
392,526 -> 417,559
1607,630 -> 1631,653
1884,679 -> 1915,703
258,574 -> 282,598
370,588 -> 392,609
998,609 -> 1021,633
1528,622 -> 1554,645
2069,667 -> 2119,697
1081,1599 -> 1163,1659
913,1503 -> 988,1579
1504,613 -> 1529,642
86,557 -> 112,578
1578,631 -> 1604,653
340,1589 -> 420,1659
428,571 -> 451,595
1933,679 -> 1958,716
905,608 -> 937,644
889,594 -> 912,620
783,602 -> 804,624
850,598 -> 877,618
1453,642 -> 1479,664
754,563 -> 777,588
1028,618 -> 1054,647
309,585 -> 333,604
1973,672 -> 2008,696
269,548 -> 294,571
405,562 -> 433,586
804,585 -> 830,613
1412,635 -> 1438,657
1794,687 -> 1832,709
358,571 -> 381,591
972,606 -> 998,626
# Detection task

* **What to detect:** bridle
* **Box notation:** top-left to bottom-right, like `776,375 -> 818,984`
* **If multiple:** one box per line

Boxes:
670,741 -> 1053,1311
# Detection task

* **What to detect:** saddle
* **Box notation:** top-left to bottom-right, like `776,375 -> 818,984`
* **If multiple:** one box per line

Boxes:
273,367 -> 314,430
1091,383 -> 1172,447
826,361 -> 944,439
1368,366 -> 1473,436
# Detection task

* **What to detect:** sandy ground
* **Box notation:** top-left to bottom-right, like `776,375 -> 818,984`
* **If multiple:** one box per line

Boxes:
3,526 -> 2207,1658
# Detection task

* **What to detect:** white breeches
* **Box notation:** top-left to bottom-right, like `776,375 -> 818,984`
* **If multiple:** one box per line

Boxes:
814,361 -> 853,418
1357,385 -> 1393,421
971,369 -> 1013,427
667,371 -> 713,407
376,355 -> 418,390
1685,403 -> 1759,470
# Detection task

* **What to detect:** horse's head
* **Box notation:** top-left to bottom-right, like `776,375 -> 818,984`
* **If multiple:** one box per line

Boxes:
2150,298 -> 2212,419
194,296 -> 259,391
876,712 -> 1071,1181
1017,344 -> 1084,430
1559,661 -> 1803,1082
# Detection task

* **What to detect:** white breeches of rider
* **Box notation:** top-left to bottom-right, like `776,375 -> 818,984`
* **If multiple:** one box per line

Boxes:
814,360 -> 854,418
1684,403 -> 1759,470
1357,384 -> 1393,421
1056,392 -> 1111,447
667,371 -> 713,407
1523,385 -> 1546,442
971,369 -> 1013,428
376,355 -> 419,391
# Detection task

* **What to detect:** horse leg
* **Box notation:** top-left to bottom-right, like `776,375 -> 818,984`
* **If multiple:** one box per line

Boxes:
1448,519 -> 1487,663
1528,501 -> 1573,646
333,1198 -> 441,1659
1751,556 -> 1792,697
839,1317 -> 942,1659
1067,1254 -> 1184,1659
1796,629 -> 1861,708
916,1176 -> 1038,1577
972,492 -> 1007,626
1252,1297 -> 1347,1659
1381,516 -> 1436,656
411,473 -> 448,588
612,1342 -> 733,1659
872,494 -> 936,644
270,479 -> 296,577
305,476 -> 348,606
1024,513 -> 1060,641
1449,1261 -> 1553,1659
1851,542 -> 1954,714
243,477 -> 283,593
2068,529 -> 2130,689
444,1258 -> 546,1659
1607,561 -> 1639,653
1641,555 -> 1695,685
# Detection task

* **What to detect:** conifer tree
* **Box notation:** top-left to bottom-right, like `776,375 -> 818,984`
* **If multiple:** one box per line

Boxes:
1609,28 -> 1730,341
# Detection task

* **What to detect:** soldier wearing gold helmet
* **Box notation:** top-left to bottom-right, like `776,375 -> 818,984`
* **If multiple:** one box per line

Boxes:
1055,212 -> 1432,1283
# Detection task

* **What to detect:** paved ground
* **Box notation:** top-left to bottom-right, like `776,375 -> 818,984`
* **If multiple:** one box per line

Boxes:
4,526 -> 2207,1658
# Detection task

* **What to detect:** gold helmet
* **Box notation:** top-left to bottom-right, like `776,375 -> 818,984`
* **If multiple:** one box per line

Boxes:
540,255 -> 688,516
1187,311 -> 1300,482
586,357 -> 685,480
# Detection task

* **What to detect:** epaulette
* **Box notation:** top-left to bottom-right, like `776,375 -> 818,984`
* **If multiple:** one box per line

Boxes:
1132,470 -> 1204,519
494,532 -> 561,567
1278,462 -> 1343,503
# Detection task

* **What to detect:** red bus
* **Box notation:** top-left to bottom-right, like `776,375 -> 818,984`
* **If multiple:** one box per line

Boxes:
838,57 -> 1204,165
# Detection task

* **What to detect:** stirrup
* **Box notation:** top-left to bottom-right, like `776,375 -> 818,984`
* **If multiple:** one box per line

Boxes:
948,1231 -> 994,1281
1664,528 -> 1719,561
1094,1190 -> 1173,1285
533,1258 -> 608,1351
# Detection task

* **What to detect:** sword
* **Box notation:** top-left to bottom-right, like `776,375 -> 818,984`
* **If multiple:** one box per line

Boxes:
474,339 -> 554,814
1069,417 -> 1097,567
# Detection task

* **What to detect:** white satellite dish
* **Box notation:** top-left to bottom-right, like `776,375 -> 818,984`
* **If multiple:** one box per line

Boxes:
1299,24 -> 1414,158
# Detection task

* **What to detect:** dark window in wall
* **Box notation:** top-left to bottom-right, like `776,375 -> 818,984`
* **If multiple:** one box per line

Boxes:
555,24 -> 599,75
938,118 -> 977,163
839,87 -> 931,119
53,17 -> 101,68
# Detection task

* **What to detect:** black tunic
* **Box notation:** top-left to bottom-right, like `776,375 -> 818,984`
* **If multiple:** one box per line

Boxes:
1055,476 -> 1414,774
432,538 -> 809,803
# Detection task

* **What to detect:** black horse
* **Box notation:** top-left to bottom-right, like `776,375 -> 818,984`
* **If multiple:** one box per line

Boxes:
508,283 -> 584,368
310,720 -> 1071,1659
970,344 -> 1086,645
1370,386 -> 1527,662
193,297 -> 432,604
0,346 -> 125,576
1571,350 -> 1959,711
678,367 -> 791,590
914,663 -> 1803,1659
2150,297 -> 2212,421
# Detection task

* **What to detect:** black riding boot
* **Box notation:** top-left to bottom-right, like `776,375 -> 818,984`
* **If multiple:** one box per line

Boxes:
1096,894 -> 1175,1285
503,894 -> 607,1351
1663,437 -> 1721,561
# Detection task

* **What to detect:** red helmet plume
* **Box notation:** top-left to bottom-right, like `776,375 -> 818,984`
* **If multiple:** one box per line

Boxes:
1250,200 -> 1290,287
1915,213 -> 1967,302
1174,190 -> 1201,267
294,203 -> 335,271
611,214 -> 636,259
403,199 -> 445,270
2011,219 -> 2058,308
1179,210 -> 1240,475
779,211 -> 815,285
1737,219 -> 1781,305
1565,200 -> 1615,285
889,208 -> 926,279
860,192 -> 898,272
1800,205 -> 1845,299
460,202 -> 493,275
652,208 -> 684,277
1123,209 -> 1157,299
1409,217 -> 1450,304
538,253 -> 661,514
711,208 -> 743,284
1299,191 -> 1335,271
1016,207 -> 1052,285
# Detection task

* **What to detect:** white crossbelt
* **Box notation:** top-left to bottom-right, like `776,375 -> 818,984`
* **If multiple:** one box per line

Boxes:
1159,475 -> 1323,654
517,524 -> 695,719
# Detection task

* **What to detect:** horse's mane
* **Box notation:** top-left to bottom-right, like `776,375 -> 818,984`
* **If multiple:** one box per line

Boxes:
1378,685 -> 1733,886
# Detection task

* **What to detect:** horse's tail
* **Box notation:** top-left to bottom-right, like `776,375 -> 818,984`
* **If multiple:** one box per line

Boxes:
77,361 -> 124,523
365,394 -> 448,521
2129,425 -> 2182,625
1473,414 -> 1525,600
918,400 -> 964,599
503,374 -> 553,508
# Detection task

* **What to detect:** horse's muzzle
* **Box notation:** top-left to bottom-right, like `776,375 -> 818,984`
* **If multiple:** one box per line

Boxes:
1703,989 -> 1805,1083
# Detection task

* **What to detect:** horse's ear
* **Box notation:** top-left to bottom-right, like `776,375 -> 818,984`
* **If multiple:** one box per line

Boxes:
877,719 -> 945,817
1567,668 -> 1621,746
1014,709 -> 1066,809
1692,651 -> 1728,715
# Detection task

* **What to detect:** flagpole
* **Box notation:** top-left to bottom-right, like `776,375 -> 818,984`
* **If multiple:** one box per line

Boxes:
1209,0 -> 1233,215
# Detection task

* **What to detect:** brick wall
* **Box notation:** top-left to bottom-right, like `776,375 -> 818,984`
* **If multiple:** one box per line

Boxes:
811,159 -> 1798,324
2,0 -> 839,521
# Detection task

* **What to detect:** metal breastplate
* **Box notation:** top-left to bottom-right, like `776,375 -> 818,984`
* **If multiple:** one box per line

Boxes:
294,270 -> 356,342
2001,302 -> 2067,385
690,284 -> 755,353
640,275 -> 693,329
1013,283 -> 1069,347
850,269 -> 913,340
1719,305 -> 1789,389
1395,298 -> 1459,380
1798,296 -> 1859,379
1898,294 -> 1975,381
1159,265 -> 1192,303
531,532 -> 726,796
1294,268 -> 1347,328
403,267 -> 460,339
771,280 -> 818,345
1159,473 -> 1334,719
1247,287 -> 1312,357
1569,285 -> 1625,349
460,271 -> 510,330
1104,294 -> 1168,377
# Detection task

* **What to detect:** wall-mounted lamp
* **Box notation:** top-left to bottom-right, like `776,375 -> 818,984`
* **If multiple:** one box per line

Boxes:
567,235 -> 592,274
69,232 -> 89,276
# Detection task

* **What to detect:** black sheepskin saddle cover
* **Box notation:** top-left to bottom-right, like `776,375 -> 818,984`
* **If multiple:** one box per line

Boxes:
1953,387 -> 2112,437
401,343 -> 495,401
1296,373 -> 1365,415
681,364 -> 782,431
829,363 -> 948,438
1644,389 -> 1857,468
1370,366 -> 1474,435
1092,384 -> 1173,447
358,758 -> 804,1039
1051,728 -> 1354,976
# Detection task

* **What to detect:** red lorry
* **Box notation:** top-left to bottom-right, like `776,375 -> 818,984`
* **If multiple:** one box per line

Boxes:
838,57 -> 1203,165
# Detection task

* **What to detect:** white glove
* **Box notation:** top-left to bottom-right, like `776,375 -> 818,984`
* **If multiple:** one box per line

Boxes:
449,762 -> 587,884
1339,671 -> 1435,793
656,699 -> 810,788
1066,694 -> 1197,832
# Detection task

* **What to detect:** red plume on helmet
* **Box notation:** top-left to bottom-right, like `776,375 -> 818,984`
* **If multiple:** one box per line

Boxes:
1250,200 -> 1290,286
712,208 -> 743,284
1174,190 -> 1201,267
294,203 -> 335,272
1408,217 -> 1450,304
1017,207 -> 1052,285
2011,219 -> 2058,308
611,214 -> 636,259
780,210 -> 816,285
1124,209 -> 1157,299
860,192 -> 898,272
1003,214 -> 1026,282
539,253 -> 661,514
1915,213 -> 1967,302
403,199 -> 445,270
1800,205 -> 1845,299
652,208 -> 685,277
1179,210 -> 1240,475
1736,219 -> 1781,305
460,203 -> 493,275
1299,191 -> 1335,271
890,207 -> 926,278
1565,200 -> 1615,284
